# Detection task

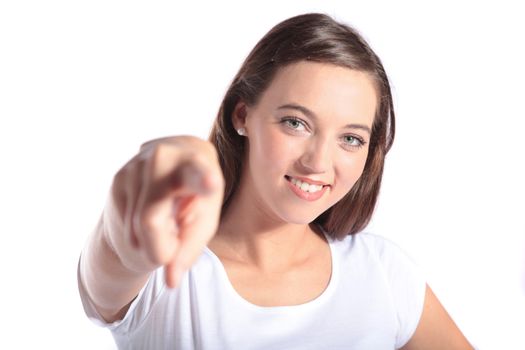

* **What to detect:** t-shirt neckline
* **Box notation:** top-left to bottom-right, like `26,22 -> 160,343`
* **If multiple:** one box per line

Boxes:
203,229 -> 339,313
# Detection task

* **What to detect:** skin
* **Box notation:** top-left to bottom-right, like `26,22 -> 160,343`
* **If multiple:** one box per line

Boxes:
211,62 -> 374,267
79,137 -> 225,321
79,61 -> 473,348
209,62 -> 376,306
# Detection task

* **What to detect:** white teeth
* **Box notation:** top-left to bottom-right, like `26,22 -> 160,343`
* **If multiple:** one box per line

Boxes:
308,184 -> 322,193
289,177 -> 324,193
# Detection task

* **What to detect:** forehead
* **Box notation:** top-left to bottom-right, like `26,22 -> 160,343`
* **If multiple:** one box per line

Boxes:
258,61 -> 377,126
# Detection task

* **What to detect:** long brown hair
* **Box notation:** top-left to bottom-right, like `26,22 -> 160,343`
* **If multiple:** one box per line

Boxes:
209,13 -> 395,240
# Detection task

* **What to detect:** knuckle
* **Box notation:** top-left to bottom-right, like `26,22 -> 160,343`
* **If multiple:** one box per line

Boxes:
131,211 -> 145,240
113,153 -> 145,189
112,164 -> 130,190
151,143 -> 165,162
150,143 -> 181,178
139,139 -> 157,151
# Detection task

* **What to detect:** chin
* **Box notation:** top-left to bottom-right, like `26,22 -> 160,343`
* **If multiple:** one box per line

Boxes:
277,208 -> 323,226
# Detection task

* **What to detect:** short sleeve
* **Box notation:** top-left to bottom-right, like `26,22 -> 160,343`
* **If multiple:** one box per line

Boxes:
77,256 -> 166,334
370,235 -> 426,349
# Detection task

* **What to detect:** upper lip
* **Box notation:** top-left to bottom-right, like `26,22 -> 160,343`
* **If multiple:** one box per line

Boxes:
286,175 -> 331,186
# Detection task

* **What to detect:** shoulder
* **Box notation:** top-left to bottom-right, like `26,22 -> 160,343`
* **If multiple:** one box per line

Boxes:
330,231 -> 427,348
335,231 -> 422,279
328,230 -> 398,247
330,231 -> 414,263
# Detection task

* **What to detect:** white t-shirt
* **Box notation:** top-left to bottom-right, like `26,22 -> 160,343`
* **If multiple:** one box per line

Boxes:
79,232 -> 426,349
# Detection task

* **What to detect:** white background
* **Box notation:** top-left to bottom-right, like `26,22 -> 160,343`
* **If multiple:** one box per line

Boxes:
1,1 -> 524,349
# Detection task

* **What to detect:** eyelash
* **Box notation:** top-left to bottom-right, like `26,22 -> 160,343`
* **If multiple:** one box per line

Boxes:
342,135 -> 366,150
279,117 -> 367,150
281,116 -> 308,132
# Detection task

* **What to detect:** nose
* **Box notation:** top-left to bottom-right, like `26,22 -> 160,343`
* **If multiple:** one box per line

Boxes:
297,136 -> 332,174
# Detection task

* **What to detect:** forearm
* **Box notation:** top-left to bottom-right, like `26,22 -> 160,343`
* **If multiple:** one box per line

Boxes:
79,213 -> 150,323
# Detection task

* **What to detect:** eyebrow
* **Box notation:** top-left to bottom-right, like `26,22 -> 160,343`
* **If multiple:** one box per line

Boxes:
276,103 -> 372,135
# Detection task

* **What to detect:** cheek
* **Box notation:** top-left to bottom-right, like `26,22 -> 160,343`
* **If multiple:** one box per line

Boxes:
252,129 -> 297,170
336,150 -> 369,191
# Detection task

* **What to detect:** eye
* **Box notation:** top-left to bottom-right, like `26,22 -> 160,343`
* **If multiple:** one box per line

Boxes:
342,135 -> 366,150
280,117 -> 308,132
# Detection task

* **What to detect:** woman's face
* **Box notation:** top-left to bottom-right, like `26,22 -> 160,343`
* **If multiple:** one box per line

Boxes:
239,61 -> 377,225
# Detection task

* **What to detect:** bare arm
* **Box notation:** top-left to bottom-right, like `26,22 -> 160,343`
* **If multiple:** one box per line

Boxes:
78,212 -> 152,323
78,136 -> 224,323
400,285 -> 474,350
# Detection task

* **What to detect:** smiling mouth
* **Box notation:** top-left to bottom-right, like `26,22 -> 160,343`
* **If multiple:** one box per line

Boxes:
284,175 -> 329,194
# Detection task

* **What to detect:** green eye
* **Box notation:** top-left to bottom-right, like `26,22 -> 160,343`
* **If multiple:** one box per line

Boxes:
281,117 -> 307,131
289,120 -> 301,128
342,135 -> 365,149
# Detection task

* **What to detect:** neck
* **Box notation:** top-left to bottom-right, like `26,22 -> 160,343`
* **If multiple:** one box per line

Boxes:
214,178 -> 325,272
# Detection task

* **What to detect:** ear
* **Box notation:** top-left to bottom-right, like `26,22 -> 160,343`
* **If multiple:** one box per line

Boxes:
231,101 -> 249,132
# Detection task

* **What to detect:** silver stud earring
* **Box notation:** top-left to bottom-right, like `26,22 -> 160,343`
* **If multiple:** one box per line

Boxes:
237,127 -> 246,136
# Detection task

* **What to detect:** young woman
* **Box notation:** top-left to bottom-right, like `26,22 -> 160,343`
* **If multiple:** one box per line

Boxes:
78,13 -> 473,349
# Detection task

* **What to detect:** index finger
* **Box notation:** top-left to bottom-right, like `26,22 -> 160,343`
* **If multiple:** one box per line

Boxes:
133,146 -> 219,266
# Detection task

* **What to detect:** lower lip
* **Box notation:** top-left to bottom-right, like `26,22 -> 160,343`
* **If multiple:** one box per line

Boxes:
285,177 -> 329,201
